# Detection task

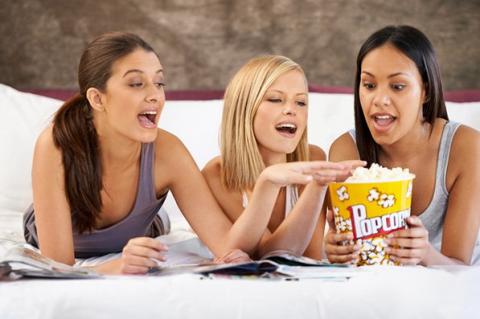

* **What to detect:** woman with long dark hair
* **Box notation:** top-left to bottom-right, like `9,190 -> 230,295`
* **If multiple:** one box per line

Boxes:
325,25 -> 480,266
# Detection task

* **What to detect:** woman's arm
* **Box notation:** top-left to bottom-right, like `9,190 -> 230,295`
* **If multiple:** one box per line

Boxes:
253,145 -> 329,258
255,146 -> 364,258
387,125 -> 480,265
201,141 -> 362,258
32,126 -> 76,265
160,131 -> 350,257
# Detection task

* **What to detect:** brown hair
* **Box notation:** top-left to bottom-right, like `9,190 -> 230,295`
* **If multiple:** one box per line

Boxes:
52,32 -> 157,233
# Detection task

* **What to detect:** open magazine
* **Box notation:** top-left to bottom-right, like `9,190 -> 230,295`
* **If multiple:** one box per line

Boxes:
0,240 -> 100,280
149,245 -> 351,278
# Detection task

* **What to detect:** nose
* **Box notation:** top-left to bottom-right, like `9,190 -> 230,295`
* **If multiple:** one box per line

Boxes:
282,101 -> 297,116
373,88 -> 391,107
145,83 -> 165,104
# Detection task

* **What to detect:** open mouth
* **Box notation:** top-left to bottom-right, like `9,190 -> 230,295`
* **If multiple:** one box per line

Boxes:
373,114 -> 396,127
275,123 -> 297,135
138,111 -> 157,128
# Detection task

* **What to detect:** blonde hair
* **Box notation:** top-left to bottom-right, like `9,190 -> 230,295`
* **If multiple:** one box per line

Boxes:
221,55 -> 309,192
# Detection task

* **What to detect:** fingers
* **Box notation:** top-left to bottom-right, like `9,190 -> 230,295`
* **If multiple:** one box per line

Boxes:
266,160 -> 365,187
386,246 -> 424,265
214,249 -> 252,264
405,216 -> 424,228
388,219 -> 428,240
325,231 -> 359,264
301,161 -> 351,174
386,219 -> 429,265
127,237 -> 168,252
337,160 -> 367,169
121,237 -> 169,274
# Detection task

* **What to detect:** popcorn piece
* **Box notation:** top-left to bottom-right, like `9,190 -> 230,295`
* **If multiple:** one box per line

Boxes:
367,188 -> 380,202
378,193 -> 395,208
336,185 -> 349,201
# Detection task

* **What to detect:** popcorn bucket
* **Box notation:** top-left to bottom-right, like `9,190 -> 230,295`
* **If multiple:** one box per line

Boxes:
328,178 -> 414,266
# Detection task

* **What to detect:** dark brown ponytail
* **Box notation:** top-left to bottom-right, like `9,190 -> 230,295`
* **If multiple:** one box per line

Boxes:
53,94 -> 102,233
51,32 -> 157,233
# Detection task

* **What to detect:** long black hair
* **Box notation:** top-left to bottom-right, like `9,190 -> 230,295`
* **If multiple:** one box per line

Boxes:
354,25 -> 449,166
53,32 -> 157,233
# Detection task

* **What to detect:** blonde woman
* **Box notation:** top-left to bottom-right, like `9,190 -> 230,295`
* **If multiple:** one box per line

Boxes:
202,55 -> 364,259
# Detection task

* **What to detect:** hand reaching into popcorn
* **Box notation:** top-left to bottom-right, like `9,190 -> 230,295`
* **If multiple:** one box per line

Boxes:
260,160 -> 364,188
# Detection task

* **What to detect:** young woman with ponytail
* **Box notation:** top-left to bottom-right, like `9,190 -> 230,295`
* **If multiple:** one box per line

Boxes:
23,32 -> 350,275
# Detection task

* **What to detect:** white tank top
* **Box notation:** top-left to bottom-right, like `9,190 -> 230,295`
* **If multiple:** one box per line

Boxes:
242,185 -> 299,217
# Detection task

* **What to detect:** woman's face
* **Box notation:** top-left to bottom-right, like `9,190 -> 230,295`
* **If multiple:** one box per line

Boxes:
100,48 -> 165,143
253,69 -> 308,158
359,44 -> 426,146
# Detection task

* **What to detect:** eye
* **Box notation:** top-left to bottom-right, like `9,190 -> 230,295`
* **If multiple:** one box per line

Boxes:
155,82 -> 166,88
129,82 -> 143,88
362,82 -> 376,89
296,101 -> 307,107
267,98 -> 282,103
391,84 -> 406,91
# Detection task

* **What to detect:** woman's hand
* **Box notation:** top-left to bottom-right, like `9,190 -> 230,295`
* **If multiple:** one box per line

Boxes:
119,237 -> 168,274
214,249 -> 252,264
324,209 -> 360,263
385,216 -> 430,265
261,160 -> 365,187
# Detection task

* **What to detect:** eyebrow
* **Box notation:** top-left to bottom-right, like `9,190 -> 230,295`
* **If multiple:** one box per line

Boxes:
122,69 -> 163,78
268,89 -> 307,96
361,71 -> 410,78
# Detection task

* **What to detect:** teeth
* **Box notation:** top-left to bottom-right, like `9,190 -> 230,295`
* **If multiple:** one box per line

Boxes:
141,111 -> 157,115
375,115 -> 392,120
276,123 -> 297,129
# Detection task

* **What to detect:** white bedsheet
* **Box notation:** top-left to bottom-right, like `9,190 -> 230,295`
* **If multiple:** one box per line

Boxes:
1,265 -> 478,319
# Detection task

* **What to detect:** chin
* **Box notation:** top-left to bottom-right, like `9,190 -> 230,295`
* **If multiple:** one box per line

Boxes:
137,130 -> 158,143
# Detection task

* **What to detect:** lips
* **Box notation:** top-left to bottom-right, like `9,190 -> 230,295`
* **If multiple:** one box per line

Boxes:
138,110 -> 158,129
275,122 -> 297,137
371,114 -> 396,132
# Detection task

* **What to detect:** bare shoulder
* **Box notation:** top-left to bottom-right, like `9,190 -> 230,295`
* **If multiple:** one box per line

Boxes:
154,128 -> 186,153
35,125 -> 62,163
201,156 -> 222,183
201,156 -> 243,221
328,132 -> 359,162
451,123 -> 480,150
308,144 -> 326,161
450,123 -> 480,169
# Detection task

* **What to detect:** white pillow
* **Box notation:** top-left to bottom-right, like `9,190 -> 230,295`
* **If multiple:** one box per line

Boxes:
0,84 -> 61,214
446,101 -> 480,131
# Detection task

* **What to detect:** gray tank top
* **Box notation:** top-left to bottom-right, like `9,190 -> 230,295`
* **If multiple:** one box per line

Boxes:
23,142 -> 170,258
348,121 -> 480,264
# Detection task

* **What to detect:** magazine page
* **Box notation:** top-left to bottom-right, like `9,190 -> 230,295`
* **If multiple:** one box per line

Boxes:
0,240 -> 100,279
150,259 -> 279,277
261,250 -> 350,267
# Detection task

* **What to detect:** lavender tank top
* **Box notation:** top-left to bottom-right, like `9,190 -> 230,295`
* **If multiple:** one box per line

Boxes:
23,143 -> 169,258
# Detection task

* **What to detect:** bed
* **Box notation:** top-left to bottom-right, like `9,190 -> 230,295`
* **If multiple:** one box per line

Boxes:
1,83 -> 479,318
